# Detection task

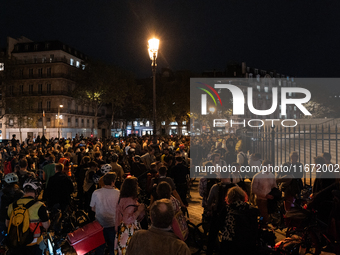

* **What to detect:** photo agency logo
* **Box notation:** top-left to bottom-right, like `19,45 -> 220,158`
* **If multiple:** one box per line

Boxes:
196,80 -> 312,128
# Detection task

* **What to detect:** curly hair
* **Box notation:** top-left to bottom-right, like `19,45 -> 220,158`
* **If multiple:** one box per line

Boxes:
119,176 -> 139,200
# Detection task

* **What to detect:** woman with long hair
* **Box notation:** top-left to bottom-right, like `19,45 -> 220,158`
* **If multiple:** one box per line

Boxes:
115,177 -> 145,255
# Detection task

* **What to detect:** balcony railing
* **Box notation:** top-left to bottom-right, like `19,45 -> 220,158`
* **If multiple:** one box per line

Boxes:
13,57 -> 83,66
6,90 -> 72,97
9,72 -> 78,81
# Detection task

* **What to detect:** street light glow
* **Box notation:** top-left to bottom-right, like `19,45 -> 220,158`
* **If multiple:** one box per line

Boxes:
59,105 -> 63,108
148,38 -> 159,60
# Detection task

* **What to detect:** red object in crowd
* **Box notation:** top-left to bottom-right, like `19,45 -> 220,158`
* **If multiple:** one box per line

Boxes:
67,221 -> 105,255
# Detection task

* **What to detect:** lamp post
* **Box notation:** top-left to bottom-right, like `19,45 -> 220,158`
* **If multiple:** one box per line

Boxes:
148,38 -> 159,146
58,104 -> 63,139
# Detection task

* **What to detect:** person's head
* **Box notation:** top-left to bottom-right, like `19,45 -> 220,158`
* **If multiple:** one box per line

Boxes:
80,156 -> 91,165
23,178 -> 42,198
156,181 -> 172,199
12,134 -> 16,138
64,152 -> 71,159
111,153 -> 118,163
134,155 -> 141,163
254,153 -> 261,160
211,152 -> 220,163
150,199 -> 174,228
163,148 -> 169,155
262,159 -> 272,169
101,164 -> 112,175
175,156 -> 183,164
148,146 -> 155,155
314,156 -> 326,166
322,152 -> 331,164
19,159 -> 28,170
119,176 -> 139,199
55,163 -> 64,173
94,152 -> 101,159
158,166 -> 167,177
89,161 -> 98,170
48,154 -> 55,163
226,186 -> 247,204
290,151 -> 299,163
231,162 -> 240,172
3,173 -> 19,185
103,172 -> 116,186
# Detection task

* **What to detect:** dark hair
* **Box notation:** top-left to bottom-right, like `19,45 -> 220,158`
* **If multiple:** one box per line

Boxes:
150,199 -> 174,228
94,152 -> 101,158
156,181 -> 172,199
103,172 -> 117,185
19,159 -> 28,168
119,176 -> 138,200
314,156 -> 326,165
322,152 -> 331,161
55,163 -> 64,172
175,156 -> 183,163
226,186 -> 247,204
89,161 -> 98,168
158,166 -> 167,176
80,156 -> 91,165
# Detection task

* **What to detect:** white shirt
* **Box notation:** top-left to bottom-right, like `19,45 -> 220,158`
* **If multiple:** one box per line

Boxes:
90,187 -> 120,228
251,171 -> 277,200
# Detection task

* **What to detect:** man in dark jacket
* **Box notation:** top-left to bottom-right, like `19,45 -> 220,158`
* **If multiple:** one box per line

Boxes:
169,156 -> 189,206
45,163 -> 74,210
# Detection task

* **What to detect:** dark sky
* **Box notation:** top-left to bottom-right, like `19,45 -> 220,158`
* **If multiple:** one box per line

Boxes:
2,0 -> 340,78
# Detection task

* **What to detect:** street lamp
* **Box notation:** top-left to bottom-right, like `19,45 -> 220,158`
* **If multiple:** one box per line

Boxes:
148,38 -> 159,146
58,104 -> 63,139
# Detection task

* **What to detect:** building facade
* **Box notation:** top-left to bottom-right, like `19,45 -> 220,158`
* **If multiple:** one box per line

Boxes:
2,36 -> 98,142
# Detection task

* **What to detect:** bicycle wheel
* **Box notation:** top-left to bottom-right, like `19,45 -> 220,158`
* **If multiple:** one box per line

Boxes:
186,221 -> 201,255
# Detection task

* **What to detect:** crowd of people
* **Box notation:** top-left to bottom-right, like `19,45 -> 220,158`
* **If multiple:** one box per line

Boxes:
0,133 -> 338,255
0,134 -> 191,255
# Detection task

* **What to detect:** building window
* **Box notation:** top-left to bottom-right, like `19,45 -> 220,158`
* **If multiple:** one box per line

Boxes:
38,102 -> 42,111
42,56 -> 46,63
258,94 -> 261,98
81,119 -> 84,127
47,101 -> 51,111
29,84 -> 33,94
75,119 -> 78,127
38,68 -> 42,77
25,45 -> 29,50
182,121 -> 186,125
68,118 -> 71,127
38,84 -> 42,94
254,69 -> 258,75
49,54 -> 54,63
47,118 -> 51,127
294,106 -> 297,111
20,85 -> 24,94
82,64 -> 85,70
45,43 -> 50,50
33,56 -> 37,63
266,95 -> 269,100
47,67 -> 51,77
47,84 -> 51,94
70,59 -> 74,66
76,61 -> 80,68
0,63 -> 4,71
264,87 -> 268,93
257,85 -> 260,92
9,119 -> 14,126
29,69 -> 33,78
19,69 -> 23,77
87,119 -> 90,127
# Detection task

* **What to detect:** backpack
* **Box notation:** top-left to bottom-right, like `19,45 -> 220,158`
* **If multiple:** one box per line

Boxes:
7,200 -> 39,247
4,161 -> 12,175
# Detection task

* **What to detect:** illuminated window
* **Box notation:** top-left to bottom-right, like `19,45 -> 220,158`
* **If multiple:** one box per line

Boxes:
70,59 -> 74,66
0,63 -> 4,71
264,87 -> 268,93
76,61 -> 80,68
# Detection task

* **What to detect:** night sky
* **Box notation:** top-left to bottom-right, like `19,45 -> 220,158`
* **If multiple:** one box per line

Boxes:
2,0 -> 340,78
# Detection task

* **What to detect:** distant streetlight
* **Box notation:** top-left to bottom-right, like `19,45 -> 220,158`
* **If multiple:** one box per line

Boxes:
58,105 -> 63,138
209,107 -> 216,114
148,38 -> 159,145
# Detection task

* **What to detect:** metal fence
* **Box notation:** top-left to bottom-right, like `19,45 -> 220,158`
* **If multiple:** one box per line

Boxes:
242,124 -> 339,185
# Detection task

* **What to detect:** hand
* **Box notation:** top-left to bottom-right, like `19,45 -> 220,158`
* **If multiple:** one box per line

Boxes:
266,194 -> 274,200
